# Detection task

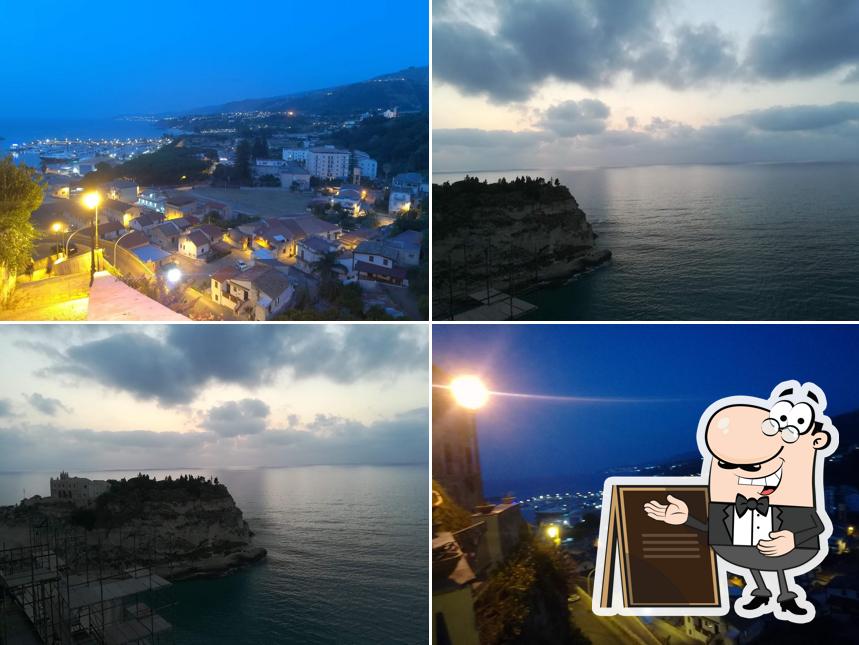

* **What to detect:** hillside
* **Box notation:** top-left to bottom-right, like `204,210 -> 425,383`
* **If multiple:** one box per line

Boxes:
433,177 -> 611,318
0,474 -> 266,581
328,112 -> 428,174
190,66 -> 428,116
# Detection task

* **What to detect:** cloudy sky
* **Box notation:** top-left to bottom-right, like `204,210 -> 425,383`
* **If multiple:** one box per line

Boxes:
433,0 -> 859,170
0,325 -> 428,471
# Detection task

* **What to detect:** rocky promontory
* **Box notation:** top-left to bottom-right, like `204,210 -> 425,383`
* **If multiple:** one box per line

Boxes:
0,474 -> 266,581
432,176 -> 611,318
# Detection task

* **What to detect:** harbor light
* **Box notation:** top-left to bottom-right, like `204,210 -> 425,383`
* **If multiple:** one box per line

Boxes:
82,191 -> 101,210
166,267 -> 182,284
450,375 -> 489,410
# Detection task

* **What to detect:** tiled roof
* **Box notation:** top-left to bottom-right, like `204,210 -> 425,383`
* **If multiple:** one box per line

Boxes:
184,230 -> 210,247
354,260 -> 407,280
118,230 -> 150,249
252,269 -> 291,299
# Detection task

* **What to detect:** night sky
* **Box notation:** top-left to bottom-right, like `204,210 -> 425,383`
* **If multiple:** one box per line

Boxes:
0,0 -> 429,118
433,325 -> 859,490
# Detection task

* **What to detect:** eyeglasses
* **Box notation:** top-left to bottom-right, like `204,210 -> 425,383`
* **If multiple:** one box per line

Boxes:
761,418 -> 800,443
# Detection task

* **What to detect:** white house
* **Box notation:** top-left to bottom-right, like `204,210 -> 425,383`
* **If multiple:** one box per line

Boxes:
137,190 -> 167,213
211,264 -> 293,320
282,148 -> 310,165
179,229 -> 212,259
354,150 -> 378,180
50,472 -> 110,506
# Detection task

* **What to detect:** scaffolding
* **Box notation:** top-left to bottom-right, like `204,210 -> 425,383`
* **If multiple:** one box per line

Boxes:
0,515 -> 175,645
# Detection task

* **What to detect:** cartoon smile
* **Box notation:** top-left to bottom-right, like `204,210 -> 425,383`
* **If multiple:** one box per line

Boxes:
737,462 -> 783,496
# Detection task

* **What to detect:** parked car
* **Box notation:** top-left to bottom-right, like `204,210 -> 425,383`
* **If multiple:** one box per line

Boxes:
235,260 -> 248,271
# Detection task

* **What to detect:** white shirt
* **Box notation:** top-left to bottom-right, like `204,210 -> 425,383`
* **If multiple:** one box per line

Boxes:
732,506 -> 773,546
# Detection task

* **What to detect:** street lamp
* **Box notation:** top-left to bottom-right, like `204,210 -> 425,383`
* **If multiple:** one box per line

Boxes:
450,375 -> 489,410
51,222 -> 62,255
114,229 -> 137,267
165,267 -> 182,285
82,191 -> 101,285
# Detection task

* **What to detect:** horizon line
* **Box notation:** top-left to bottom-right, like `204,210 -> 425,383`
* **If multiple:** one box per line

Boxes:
432,159 -> 859,176
0,462 -> 428,476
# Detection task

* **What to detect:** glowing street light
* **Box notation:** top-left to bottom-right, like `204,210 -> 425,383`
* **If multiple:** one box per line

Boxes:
545,525 -> 560,540
450,375 -> 489,410
51,222 -> 62,255
165,267 -> 182,285
82,191 -> 101,285
82,191 -> 101,210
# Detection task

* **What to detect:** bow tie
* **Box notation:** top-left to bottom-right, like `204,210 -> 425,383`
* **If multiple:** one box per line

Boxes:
735,494 -> 770,517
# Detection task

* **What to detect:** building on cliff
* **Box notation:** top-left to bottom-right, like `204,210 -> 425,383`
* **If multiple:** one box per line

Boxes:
50,471 -> 110,506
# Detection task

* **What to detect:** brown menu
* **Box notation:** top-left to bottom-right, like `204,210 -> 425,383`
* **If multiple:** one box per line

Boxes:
600,484 -> 720,609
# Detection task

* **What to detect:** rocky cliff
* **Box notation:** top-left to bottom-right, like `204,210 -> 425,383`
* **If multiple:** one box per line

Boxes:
0,475 -> 266,581
433,177 -> 611,317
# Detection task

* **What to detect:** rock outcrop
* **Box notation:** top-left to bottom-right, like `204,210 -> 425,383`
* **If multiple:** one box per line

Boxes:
0,475 -> 266,581
433,176 -> 611,317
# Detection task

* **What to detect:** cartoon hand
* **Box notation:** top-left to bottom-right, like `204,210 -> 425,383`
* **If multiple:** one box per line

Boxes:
644,495 -> 689,525
757,531 -> 796,557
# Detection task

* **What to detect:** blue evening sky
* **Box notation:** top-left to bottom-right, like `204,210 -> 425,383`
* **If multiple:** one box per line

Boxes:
0,0 -> 428,118
433,325 -> 859,487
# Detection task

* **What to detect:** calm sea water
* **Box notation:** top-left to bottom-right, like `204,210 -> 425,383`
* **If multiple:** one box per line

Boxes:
0,465 -> 427,644
435,164 -> 859,320
0,117 -> 163,149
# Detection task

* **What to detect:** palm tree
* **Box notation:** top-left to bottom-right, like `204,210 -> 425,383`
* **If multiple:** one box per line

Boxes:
311,251 -> 339,279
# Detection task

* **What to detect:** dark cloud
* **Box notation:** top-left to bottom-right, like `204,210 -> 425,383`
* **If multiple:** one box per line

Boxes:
434,0 -> 738,101
736,102 -> 859,132
537,99 -> 610,137
433,21 -> 533,101
201,399 -> 270,437
0,400 -> 14,417
51,326 -> 426,406
748,0 -> 859,80
652,23 -> 739,88
26,393 -> 71,416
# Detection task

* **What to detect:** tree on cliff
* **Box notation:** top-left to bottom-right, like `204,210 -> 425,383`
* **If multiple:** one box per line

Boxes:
0,156 -> 42,274
235,139 -> 252,180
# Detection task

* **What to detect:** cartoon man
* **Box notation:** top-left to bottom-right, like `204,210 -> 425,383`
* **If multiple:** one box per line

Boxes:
643,381 -> 837,623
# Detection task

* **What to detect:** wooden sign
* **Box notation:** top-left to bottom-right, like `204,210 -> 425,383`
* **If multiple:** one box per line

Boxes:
597,484 -> 721,610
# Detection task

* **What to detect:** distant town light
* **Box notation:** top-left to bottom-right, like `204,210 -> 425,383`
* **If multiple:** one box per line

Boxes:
82,191 -> 101,210
166,268 -> 182,284
450,375 -> 489,410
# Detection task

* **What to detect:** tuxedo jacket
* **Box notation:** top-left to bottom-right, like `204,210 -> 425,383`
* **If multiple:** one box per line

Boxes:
685,502 -> 824,549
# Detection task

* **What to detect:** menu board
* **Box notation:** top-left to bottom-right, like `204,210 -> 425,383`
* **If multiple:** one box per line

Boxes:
598,484 -> 721,609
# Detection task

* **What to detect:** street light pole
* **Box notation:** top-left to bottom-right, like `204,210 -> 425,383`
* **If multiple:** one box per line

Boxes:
114,229 -> 136,267
82,192 -> 101,286
91,203 -> 99,285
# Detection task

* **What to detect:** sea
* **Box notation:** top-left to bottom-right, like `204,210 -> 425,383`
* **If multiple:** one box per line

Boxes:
435,163 -> 859,320
0,116 -> 166,167
0,465 -> 427,644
